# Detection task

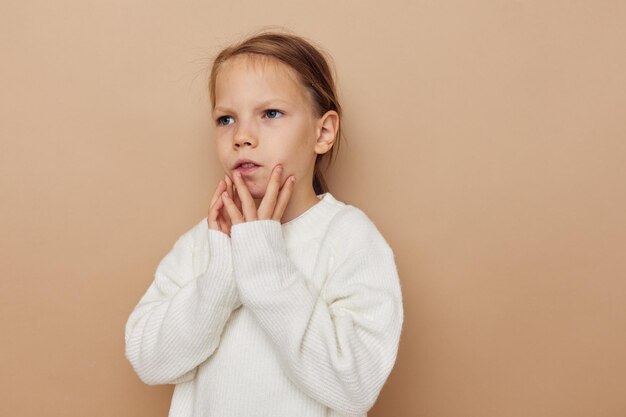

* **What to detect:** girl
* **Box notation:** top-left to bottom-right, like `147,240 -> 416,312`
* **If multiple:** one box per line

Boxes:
125,31 -> 404,417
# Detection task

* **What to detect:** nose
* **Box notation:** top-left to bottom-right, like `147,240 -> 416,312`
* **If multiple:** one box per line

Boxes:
233,123 -> 257,149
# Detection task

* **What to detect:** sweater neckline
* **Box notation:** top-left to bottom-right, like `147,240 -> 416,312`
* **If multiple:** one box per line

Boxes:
281,192 -> 340,235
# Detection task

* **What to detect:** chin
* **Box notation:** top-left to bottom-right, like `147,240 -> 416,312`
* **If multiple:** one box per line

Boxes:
248,189 -> 266,200
241,179 -> 267,200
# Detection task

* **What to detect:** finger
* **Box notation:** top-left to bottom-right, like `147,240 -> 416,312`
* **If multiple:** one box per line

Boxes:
258,165 -> 282,219
207,193 -> 225,230
231,171 -> 257,221
216,203 -> 232,231
233,188 -> 242,212
222,192 -> 245,225
209,180 -> 226,208
222,175 -> 235,224
225,174 -> 234,199
272,176 -> 296,221
217,216 -> 230,237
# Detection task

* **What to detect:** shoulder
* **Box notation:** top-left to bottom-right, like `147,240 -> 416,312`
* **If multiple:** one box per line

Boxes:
324,199 -> 394,258
161,217 -> 219,276
165,217 -> 211,253
321,199 -> 402,301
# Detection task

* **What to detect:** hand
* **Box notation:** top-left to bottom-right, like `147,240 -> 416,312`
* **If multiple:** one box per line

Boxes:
207,174 -> 241,236
222,165 -> 296,225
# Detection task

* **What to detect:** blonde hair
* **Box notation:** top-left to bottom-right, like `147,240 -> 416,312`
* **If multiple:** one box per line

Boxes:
208,31 -> 342,194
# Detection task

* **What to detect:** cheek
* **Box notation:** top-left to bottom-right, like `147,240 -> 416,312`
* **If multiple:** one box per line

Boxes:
214,141 -> 230,166
286,125 -> 316,154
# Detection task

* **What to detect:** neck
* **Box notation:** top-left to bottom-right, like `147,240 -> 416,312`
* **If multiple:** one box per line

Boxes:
254,183 -> 321,224
282,185 -> 321,224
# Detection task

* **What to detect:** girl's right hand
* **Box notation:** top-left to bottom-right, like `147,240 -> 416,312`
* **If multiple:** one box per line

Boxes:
207,175 -> 240,236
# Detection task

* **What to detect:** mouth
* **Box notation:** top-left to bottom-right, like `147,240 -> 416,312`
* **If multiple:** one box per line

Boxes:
232,159 -> 261,175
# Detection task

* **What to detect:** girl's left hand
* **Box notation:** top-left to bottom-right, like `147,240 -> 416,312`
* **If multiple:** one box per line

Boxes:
222,164 -> 296,224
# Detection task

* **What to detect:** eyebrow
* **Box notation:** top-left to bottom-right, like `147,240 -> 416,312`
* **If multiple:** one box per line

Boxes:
213,98 -> 292,115
256,98 -> 291,108
212,106 -> 231,115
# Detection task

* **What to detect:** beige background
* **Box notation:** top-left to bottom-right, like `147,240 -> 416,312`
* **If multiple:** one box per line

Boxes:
1,1 -> 625,416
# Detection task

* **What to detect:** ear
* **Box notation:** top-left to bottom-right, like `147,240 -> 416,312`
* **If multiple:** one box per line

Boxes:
314,110 -> 339,155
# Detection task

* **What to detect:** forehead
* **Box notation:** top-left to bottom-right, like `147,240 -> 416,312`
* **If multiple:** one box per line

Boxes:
215,54 -> 311,105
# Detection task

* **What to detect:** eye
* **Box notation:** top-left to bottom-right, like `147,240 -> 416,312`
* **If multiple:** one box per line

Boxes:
216,115 -> 234,126
264,109 -> 283,119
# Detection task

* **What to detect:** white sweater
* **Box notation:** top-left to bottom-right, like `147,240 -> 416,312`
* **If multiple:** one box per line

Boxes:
125,192 -> 404,417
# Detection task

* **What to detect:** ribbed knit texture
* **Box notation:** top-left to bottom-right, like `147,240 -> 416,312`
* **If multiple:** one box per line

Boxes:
125,193 -> 404,417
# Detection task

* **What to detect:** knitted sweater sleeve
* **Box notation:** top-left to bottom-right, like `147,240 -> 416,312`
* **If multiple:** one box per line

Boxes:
124,225 -> 241,385
230,217 -> 404,415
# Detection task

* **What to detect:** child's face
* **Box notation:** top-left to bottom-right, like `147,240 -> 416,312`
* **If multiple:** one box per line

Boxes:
212,55 -> 320,200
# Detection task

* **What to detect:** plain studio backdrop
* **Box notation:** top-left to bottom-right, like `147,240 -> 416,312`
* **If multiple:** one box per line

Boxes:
1,1 -> 625,416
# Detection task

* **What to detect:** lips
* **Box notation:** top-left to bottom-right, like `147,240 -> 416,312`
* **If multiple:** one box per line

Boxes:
233,158 -> 261,175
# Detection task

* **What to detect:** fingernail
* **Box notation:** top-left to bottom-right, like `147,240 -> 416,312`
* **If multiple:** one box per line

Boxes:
290,176 -> 296,183
222,191 -> 229,199
276,165 -> 283,173
235,171 -> 242,178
